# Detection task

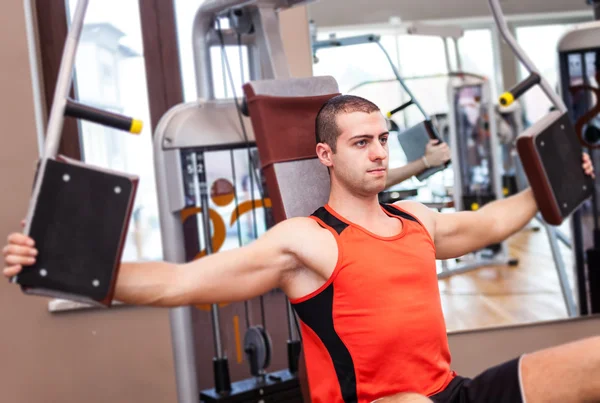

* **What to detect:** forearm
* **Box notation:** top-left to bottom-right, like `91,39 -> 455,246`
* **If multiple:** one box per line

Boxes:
478,187 -> 537,243
386,159 -> 426,188
114,261 -> 180,307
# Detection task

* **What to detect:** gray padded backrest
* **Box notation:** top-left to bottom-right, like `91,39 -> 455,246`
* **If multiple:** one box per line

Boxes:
247,76 -> 339,218
274,159 -> 331,219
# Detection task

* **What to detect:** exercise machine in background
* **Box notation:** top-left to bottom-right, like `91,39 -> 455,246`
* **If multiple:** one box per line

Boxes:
153,1 -> 310,402
558,12 -> 600,316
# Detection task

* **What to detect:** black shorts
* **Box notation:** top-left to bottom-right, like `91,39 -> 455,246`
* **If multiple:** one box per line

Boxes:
430,357 -> 524,403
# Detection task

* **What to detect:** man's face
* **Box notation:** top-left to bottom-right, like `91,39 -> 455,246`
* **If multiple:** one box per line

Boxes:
330,111 -> 389,196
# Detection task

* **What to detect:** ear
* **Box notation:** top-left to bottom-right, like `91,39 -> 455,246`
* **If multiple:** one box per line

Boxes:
316,142 -> 334,168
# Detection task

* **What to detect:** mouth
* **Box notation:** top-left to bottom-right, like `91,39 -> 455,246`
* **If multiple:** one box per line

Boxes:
367,168 -> 386,175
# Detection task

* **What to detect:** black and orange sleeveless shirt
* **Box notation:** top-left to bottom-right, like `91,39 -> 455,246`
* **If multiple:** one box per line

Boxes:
290,203 -> 455,403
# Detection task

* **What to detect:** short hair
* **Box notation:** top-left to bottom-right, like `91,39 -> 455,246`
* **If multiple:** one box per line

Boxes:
315,95 -> 380,152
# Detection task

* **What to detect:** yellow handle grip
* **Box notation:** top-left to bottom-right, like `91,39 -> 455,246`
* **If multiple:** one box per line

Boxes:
129,119 -> 144,134
499,92 -> 515,107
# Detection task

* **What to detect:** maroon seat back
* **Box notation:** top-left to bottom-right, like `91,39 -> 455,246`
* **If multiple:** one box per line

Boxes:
242,76 -> 340,223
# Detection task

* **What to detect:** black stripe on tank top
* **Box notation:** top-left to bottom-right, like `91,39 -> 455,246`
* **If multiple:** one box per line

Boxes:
293,283 -> 357,403
381,203 -> 420,224
311,207 -> 349,235
293,207 -> 356,402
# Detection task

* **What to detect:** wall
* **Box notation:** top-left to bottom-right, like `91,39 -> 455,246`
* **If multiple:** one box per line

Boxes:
280,5 -> 314,77
0,1 -> 314,402
0,0 -> 173,402
308,0 -> 591,28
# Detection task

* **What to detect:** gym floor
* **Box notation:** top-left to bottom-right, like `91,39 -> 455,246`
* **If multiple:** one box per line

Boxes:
439,218 -> 575,332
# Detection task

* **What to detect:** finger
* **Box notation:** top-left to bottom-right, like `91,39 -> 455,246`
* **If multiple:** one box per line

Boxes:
7,233 -> 34,246
3,244 -> 37,257
20,220 -> 25,228
5,254 -> 36,266
3,265 -> 22,277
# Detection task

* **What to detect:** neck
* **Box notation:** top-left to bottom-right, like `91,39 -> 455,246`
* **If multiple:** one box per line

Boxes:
327,182 -> 385,224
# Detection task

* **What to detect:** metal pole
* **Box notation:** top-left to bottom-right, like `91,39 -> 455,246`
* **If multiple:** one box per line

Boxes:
453,37 -> 462,72
443,38 -> 452,73
20,0 -> 90,243
545,224 -> 578,317
194,152 -> 225,359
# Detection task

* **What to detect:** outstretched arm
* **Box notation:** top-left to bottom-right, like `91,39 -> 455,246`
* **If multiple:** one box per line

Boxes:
4,218 -> 307,307
399,153 -> 595,260
433,154 -> 594,259
432,188 -> 537,259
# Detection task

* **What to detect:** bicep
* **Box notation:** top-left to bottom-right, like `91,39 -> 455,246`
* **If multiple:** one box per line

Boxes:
170,222 -> 299,306
433,210 -> 498,260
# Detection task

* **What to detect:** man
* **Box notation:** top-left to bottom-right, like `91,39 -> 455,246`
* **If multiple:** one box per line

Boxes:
386,139 -> 450,188
3,95 -> 598,403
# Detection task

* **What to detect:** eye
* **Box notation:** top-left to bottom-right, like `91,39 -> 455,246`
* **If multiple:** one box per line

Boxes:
380,136 -> 388,144
356,140 -> 367,147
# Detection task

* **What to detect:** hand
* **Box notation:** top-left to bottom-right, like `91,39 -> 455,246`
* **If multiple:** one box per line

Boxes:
424,140 -> 451,167
583,152 -> 595,178
2,220 -> 37,278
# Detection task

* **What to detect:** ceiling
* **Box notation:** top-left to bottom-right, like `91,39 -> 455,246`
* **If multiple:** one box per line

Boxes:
307,0 -> 591,28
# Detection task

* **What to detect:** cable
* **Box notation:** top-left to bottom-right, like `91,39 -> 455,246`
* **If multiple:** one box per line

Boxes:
217,19 -> 272,332
230,148 -> 251,329
235,32 -> 267,331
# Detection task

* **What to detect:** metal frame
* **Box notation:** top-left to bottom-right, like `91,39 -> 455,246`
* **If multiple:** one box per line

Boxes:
18,0 -> 89,253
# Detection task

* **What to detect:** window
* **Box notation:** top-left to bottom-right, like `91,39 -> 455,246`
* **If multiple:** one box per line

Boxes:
173,0 -> 204,102
458,28 -> 498,97
174,0 -> 251,102
515,23 -> 577,125
312,30 -> 400,94
67,0 -> 161,261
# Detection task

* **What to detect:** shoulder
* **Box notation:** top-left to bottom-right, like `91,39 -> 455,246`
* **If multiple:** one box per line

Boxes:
271,216 -> 327,235
392,200 -> 437,236
271,216 -> 339,291
266,216 -> 336,250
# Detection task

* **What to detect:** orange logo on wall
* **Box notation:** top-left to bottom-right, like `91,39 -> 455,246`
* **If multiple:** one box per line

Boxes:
180,178 -> 271,311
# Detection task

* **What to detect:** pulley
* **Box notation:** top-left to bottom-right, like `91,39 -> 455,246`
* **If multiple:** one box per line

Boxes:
244,325 -> 272,377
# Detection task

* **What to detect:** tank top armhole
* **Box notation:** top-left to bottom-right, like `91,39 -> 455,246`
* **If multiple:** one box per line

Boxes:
386,203 -> 436,248
289,215 -> 345,305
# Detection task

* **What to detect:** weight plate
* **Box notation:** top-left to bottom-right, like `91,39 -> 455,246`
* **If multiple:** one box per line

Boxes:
244,325 -> 272,374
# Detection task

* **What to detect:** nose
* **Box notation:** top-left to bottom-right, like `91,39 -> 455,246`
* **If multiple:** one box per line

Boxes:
369,140 -> 387,162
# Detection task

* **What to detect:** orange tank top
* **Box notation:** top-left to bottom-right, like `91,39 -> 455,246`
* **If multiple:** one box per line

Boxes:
290,203 -> 455,403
